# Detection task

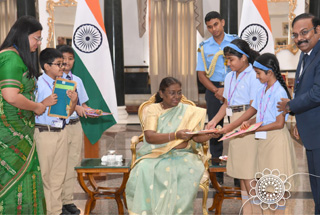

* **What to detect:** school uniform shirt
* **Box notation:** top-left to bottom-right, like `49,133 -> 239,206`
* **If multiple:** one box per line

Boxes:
196,33 -> 238,82
35,72 -> 63,127
251,80 -> 289,126
62,71 -> 89,122
223,64 -> 263,106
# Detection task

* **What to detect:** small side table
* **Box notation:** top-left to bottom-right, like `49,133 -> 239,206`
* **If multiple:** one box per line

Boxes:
208,159 -> 241,215
75,158 -> 131,215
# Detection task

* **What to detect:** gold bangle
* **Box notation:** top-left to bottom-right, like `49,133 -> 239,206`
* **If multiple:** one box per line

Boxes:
174,131 -> 178,140
168,132 -> 171,142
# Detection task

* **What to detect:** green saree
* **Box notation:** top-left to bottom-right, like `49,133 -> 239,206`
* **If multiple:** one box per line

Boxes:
0,51 -> 45,214
126,103 -> 206,215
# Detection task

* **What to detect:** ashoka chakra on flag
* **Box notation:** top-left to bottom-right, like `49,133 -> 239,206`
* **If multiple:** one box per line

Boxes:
73,23 -> 102,53
240,23 -> 268,52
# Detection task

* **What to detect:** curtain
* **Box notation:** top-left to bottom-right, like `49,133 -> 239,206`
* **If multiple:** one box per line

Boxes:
148,0 -> 203,101
0,0 -> 17,44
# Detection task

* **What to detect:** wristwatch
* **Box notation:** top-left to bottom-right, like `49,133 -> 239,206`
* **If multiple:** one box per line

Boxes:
285,103 -> 291,113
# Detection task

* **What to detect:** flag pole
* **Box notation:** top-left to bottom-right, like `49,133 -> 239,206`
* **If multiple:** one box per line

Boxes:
84,134 -> 99,158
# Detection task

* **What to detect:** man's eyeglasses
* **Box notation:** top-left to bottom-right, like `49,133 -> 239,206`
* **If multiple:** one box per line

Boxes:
48,63 -> 66,68
291,27 -> 316,39
33,36 -> 43,42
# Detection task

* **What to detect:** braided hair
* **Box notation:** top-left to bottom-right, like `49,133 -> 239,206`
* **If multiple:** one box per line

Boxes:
254,53 -> 291,99
223,39 -> 260,64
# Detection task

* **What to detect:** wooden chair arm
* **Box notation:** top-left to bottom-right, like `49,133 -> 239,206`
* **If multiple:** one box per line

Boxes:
199,141 -> 210,171
130,134 -> 144,168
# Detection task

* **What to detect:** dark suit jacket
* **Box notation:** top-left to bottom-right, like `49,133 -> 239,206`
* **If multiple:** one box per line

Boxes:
289,40 -> 320,150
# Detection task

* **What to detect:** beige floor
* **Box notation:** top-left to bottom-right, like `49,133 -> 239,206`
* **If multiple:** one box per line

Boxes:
72,117 -> 315,215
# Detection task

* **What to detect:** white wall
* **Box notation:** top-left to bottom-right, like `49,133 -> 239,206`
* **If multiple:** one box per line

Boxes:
38,0 -> 104,51
122,0 -> 149,66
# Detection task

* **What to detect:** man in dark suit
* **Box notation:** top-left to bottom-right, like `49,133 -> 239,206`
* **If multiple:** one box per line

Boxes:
278,13 -> 320,214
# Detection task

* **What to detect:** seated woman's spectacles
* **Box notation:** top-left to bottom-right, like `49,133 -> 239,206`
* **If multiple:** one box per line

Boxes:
48,63 -> 66,68
166,91 -> 182,96
291,27 -> 315,39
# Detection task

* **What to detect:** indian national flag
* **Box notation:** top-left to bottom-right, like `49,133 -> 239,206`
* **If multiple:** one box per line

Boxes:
238,0 -> 275,54
72,0 -> 118,144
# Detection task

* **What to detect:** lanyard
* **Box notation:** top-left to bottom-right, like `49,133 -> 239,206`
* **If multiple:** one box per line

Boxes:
259,83 -> 275,122
42,76 -> 53,91
227,72 -> 247,105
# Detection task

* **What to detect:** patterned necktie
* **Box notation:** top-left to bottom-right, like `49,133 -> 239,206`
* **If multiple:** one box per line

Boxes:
302,53 -> 309,69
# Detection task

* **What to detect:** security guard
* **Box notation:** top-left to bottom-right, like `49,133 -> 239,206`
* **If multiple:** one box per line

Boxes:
196,11 -> 238,185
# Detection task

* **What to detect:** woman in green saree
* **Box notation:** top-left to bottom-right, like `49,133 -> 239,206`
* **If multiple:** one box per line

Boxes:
126,77 -> 216,215
0,16 -> 57,214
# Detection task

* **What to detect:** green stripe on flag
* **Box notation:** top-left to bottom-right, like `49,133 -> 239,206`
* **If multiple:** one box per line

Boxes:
72,52 -> 117,144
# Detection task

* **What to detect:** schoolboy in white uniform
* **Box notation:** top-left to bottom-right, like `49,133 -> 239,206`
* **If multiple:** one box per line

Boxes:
35,48 -> 77,215
58,45 -> 90,215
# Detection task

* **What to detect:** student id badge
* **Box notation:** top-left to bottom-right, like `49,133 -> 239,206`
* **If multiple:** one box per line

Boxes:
255,131 -> 267,139
226,107 -> 233,116
52,119 -> 64,128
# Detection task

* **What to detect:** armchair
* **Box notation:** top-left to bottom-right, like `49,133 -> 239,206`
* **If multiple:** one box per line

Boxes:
130,94 -> 210,215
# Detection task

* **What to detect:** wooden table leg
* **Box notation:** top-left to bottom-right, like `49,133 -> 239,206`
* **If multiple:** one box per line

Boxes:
123,192 -> 128,209
114,173 -> 129,214
208,171 -> 224,214
77,170 -> 130,215
77,172 -> 96,214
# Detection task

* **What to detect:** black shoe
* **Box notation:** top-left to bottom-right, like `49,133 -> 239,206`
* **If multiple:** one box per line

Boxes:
63,204 -> 80,215
61,207 -> 72,215
234,178 -> 240,187
217,176 -> 224,185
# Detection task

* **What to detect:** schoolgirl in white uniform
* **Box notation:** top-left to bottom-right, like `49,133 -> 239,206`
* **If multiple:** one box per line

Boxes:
206,39 -> 263,214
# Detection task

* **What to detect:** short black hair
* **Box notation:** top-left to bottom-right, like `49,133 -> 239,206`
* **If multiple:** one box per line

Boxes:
57,45 -> 74,57
205,11 -> 223,23
292,13 -> 320,28
39,48 -> 63,71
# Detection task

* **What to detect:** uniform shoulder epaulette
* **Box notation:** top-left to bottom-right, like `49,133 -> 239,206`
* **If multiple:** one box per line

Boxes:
231,34 -> 239,39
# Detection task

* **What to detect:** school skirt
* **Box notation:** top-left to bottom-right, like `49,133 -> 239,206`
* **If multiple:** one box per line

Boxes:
226,111 -> 259,179
257,126 -> 298,187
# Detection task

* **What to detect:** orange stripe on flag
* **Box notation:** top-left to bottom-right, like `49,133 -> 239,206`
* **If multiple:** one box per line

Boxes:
252,0 -> 272,32
85,0 -> 106,33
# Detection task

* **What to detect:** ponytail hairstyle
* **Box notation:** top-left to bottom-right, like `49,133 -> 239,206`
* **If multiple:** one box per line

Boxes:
0,16 -> 43,79
254,53 -> 291,99
223,39 -> 260,64
155,77 -> 182,103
